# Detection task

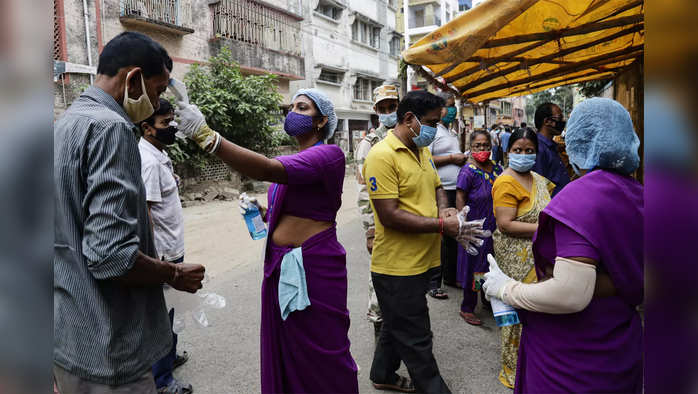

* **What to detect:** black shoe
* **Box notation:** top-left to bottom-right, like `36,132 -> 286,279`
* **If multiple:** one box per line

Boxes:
372,375 -> 416,392
173,351 -> 189,370
158,379 -> 193,394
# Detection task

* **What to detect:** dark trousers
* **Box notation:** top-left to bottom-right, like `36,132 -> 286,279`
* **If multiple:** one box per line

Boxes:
152,308 -> 177,388
370,271 -> 451,394
153,255 -> 184,388
429,190 -> 458,290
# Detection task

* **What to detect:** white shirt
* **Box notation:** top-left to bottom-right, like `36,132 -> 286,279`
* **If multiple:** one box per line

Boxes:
138,138 -> 184,261
429,123 -> 462,190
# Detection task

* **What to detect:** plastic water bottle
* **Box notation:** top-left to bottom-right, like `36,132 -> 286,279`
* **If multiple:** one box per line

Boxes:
243,204 -> 267,240
490,297 -> 520,327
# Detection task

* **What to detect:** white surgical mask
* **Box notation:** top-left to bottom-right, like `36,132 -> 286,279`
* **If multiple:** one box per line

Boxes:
123,70 -> 155,123
379,112 -> 398,128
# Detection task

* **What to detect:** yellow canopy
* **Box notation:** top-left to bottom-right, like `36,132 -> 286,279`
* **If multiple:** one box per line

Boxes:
403,0 -> 644,103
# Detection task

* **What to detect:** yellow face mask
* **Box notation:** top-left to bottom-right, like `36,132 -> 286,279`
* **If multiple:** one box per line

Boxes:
123,69 -> 154,123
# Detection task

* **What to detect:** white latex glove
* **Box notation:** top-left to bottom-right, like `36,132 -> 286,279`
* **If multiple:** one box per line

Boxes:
483,254 -> 515,301
238,193 -> 261,215
174,103 -> 220,153
455,206 -> 492,255
174,102 -> 205,138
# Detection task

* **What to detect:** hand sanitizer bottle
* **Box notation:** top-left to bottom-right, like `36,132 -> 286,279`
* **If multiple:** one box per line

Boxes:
243,203 -> 267,240
491,297 -> 520,327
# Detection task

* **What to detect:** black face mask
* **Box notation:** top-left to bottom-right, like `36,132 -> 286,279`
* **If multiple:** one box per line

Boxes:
153,126 -> 178,145
550,118 -> 566,133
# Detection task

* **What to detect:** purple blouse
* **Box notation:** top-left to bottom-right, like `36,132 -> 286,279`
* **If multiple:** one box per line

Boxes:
535,220 -> 600,265
274,144 -> 345,223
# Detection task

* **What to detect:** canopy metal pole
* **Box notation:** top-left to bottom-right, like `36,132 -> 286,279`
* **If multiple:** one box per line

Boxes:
403,0 -> 411,91
82,0 -> 93,84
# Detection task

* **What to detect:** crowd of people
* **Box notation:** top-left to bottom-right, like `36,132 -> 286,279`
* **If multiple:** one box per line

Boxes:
54,32 -> 643,394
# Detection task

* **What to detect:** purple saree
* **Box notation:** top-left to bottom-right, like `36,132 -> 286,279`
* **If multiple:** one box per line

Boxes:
260,145 -> 358,393
516,170 -> 643,393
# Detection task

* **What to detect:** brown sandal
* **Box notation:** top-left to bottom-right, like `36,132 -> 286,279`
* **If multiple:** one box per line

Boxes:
460,311 -> 483,326
372,375 -> 416,393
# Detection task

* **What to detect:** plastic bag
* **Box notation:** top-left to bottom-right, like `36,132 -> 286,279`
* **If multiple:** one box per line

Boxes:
193,308 -> 209,327
455,206 -> 492,255
171,273 -> 226,331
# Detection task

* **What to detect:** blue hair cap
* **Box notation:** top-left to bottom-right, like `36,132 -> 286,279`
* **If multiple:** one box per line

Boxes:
292,89 -> 338,140
565,97 -> 640,175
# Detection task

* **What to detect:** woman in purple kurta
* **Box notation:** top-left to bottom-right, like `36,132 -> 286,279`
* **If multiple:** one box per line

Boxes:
483,98 -> 643,393
456,130 -> 502,325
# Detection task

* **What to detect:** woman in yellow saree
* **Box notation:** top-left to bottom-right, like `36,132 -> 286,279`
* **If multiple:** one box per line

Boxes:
491,128 -> 554,388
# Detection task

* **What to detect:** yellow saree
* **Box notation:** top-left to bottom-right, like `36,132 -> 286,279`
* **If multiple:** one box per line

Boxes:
491,172 -> 553,388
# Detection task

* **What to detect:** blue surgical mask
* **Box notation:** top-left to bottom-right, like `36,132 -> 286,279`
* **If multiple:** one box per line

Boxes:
508,153 -> 537,172
410,117 -> 437,147
379,112 -> 398,128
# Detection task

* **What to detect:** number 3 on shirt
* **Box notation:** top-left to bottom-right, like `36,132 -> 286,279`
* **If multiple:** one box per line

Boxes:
369,176 -> 377,192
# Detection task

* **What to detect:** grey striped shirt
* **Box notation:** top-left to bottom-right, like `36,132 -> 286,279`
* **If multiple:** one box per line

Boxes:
54,86 -> 171,385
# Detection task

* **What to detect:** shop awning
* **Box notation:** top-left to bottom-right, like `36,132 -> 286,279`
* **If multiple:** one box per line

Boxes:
403,0 -> 644,103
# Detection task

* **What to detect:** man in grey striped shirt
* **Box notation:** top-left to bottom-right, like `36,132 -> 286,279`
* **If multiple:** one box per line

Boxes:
54,32 -> 205,393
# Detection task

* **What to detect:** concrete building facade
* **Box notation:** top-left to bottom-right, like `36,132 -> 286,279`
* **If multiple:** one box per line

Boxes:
395,0 -> 460,91
289,0 -> 401,153
54,0 -> 305,116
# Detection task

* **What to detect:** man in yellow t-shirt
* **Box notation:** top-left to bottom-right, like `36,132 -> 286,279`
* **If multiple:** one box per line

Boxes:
363,91 -> 459,394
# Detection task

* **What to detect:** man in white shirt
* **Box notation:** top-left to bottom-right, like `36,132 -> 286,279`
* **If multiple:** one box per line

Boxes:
428,92 -> 467,299
138,98 -> 191,394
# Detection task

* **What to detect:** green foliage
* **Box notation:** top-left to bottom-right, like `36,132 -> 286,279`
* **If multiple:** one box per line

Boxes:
524,85 -> 574,123
552,85 -> 574,117
167,141 -> 194,168
525,90 -> 553,122
180,48 -> 284,163
577,79 -> 611,98
398,58 -> 408,80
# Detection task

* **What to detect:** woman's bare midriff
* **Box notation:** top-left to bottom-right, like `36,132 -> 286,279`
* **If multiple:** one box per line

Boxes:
271,214 -> 333,247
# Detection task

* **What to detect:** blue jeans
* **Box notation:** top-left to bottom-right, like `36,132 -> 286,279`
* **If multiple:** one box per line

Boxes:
152,255 -> 184,388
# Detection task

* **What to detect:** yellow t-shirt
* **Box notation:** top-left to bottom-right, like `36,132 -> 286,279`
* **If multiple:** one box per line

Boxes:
492,172 -> 555,216
362,132 -> 442,276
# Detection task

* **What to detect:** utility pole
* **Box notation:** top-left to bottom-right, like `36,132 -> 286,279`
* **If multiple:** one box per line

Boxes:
403,0 -> 412,92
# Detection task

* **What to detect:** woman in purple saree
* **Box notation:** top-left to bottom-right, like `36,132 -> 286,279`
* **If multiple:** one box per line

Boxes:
173,87 -> 358,393
483,98 -> 643,393
259,90 -> 359,393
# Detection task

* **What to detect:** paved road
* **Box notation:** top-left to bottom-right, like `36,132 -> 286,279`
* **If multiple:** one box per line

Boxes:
166,177 -> 510,393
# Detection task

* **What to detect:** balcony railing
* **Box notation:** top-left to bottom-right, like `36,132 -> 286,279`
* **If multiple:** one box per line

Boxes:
212,0 -> 302,57
120,0 -> 193,31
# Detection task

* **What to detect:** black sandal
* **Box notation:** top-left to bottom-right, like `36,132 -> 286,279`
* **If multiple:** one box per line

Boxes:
372,375 -> 416,393
173,351 -> 189,370
428,288 -> 449,300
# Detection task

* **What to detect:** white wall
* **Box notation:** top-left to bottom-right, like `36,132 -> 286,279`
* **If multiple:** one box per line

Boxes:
350,0 -> 378,21
386,8 -> 397,30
